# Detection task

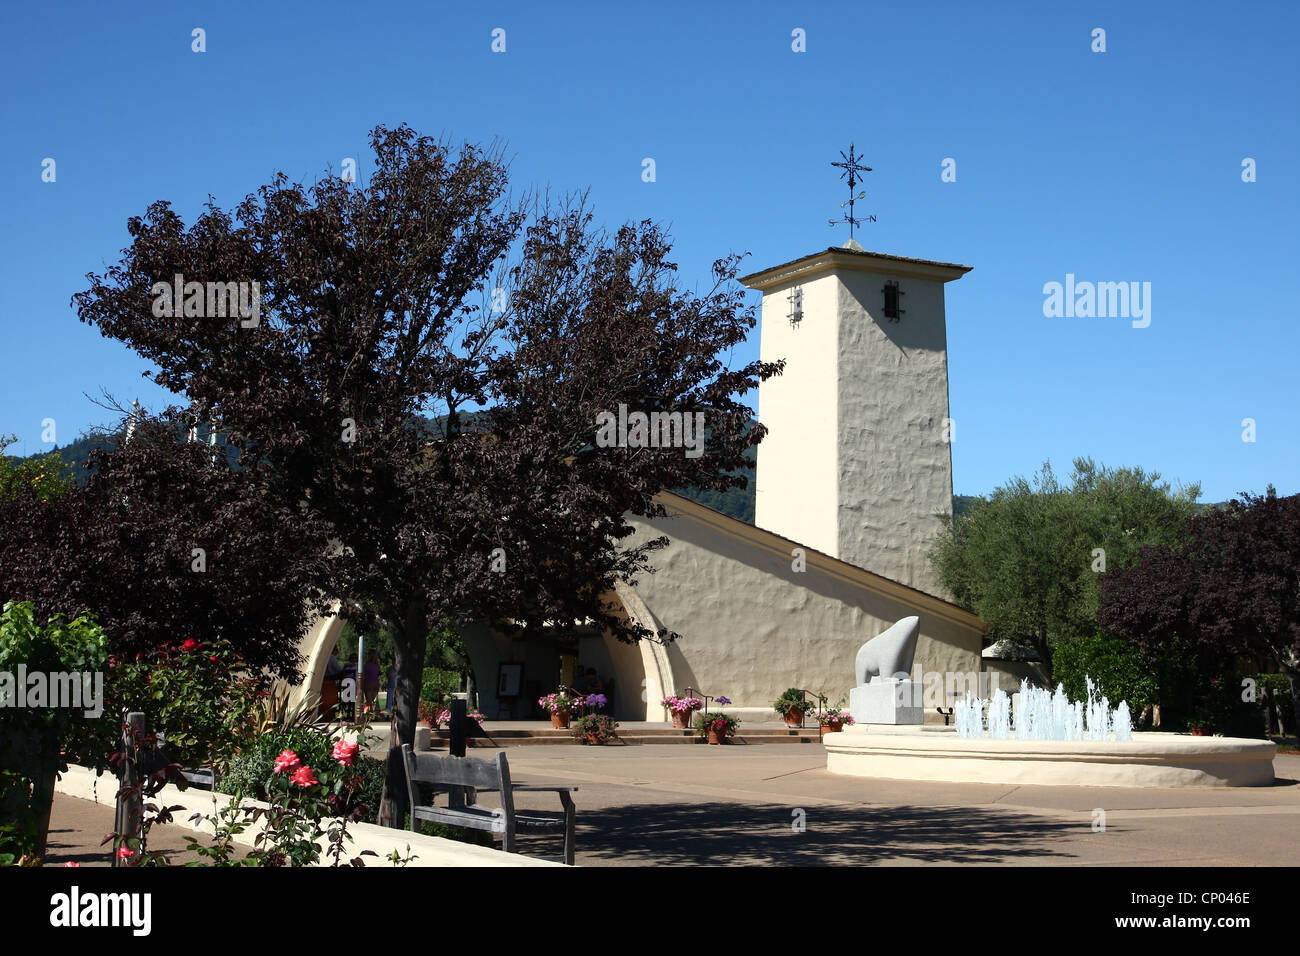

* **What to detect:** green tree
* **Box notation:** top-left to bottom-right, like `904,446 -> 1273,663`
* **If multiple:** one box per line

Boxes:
930,459 -> 1200,679
0,436 -> 74,502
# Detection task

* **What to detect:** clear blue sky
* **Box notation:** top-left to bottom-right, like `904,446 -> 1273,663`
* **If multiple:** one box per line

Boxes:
2,0 -> 1296,502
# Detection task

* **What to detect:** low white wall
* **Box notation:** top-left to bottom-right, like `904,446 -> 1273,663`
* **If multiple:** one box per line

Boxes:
55,764 -> 564,867
823,727 -> 1278,788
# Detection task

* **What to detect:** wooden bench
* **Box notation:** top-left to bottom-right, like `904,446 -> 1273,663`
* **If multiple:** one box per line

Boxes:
400,744 -> 577,865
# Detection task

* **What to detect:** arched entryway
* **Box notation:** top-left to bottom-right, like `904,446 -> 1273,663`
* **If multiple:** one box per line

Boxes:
289,585 -> 679,722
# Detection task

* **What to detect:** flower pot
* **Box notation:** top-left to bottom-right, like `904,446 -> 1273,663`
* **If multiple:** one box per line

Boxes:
671,710 -> 693,729
585,733 -> 603,745
707,728 -> 727,745
783,708 -> 806,727
1190,724 -> 1208,736
821,721 -> 843,735
551,711 -> 570,729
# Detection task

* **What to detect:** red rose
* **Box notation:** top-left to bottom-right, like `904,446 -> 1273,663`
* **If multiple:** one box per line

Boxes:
273,750 -> 301,773
210,655 -> 219,662
290,765 -> 319,787
332,740 -> 358,766
182,639 -> 201,651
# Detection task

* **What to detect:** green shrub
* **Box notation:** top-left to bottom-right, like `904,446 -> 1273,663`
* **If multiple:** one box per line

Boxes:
1256,674 -> 1295,734
0,601 -> 107,860
87,636 -> 261,774
1052,633 -> 1159,713
221,727 -> 385,823
420,667 -> 461,703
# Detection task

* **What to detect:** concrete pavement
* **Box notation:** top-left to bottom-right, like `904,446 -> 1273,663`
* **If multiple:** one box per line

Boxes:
462,743 -> 1300,866
42,744 -> 1300,866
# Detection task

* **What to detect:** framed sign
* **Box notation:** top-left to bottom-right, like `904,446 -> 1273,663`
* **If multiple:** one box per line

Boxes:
497,663 -> 523,698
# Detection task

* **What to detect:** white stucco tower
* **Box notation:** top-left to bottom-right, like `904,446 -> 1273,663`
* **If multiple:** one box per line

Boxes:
740,242 -> 972,597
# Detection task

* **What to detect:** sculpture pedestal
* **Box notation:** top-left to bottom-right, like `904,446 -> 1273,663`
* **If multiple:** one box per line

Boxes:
850,679 -> 923,725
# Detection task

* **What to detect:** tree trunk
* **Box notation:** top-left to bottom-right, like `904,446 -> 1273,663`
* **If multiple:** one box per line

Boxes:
377,598 -> 429,828
1284,666 -> 1300,747
31,763 -> 59,860
1037,628 -> 1054,685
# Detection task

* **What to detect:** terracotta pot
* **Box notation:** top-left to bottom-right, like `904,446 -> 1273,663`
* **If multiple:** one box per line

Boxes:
671,709 -> 693,729
821,721 -> 843,735
783,707 -> 806,727
1190,725 -> 1208,736
707,728 -> 727,745
586,733 -> 603,745
551,711 -> 570,729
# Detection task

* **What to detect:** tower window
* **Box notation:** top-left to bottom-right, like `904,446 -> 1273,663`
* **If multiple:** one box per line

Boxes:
787,286 -> 804,328
882,281 -> 904,322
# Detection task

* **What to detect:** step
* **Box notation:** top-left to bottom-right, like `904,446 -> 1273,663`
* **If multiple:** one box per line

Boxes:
422,729 -> 826,748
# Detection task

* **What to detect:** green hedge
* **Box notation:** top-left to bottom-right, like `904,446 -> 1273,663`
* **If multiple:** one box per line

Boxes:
1052,633 -> 1159,713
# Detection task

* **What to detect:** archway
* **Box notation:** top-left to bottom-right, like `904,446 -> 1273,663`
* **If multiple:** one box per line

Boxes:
288,585 -> 680,722
289,606 -> 346,711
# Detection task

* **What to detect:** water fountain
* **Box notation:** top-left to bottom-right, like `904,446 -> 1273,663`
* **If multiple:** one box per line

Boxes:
824,636 -> 1276,788
956,678 -> 1134,743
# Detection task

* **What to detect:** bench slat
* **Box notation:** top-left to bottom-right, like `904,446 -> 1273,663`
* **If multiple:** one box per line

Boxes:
404,751 -> 505,790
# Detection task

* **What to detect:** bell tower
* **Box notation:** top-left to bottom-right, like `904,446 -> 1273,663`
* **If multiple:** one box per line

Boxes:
740,241 -> 971,596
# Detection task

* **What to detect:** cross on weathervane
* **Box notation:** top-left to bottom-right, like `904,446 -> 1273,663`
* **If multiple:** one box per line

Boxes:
829,142 -> 876,240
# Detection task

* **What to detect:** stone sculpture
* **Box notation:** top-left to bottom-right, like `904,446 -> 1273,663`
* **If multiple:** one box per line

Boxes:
849,616 -> 924,726
854,615 -> 920,685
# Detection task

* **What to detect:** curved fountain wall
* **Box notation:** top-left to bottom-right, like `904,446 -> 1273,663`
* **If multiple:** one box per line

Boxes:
823,726 -> 1276,788
824,679 -> 1276,788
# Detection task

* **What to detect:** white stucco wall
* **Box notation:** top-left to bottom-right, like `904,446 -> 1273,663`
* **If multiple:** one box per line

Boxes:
626,495 -> 984,721
755,272 -> 840,557
836,269 -> 954,596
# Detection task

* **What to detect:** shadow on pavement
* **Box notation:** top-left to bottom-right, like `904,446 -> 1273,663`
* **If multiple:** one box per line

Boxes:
568,800 -> 1084,866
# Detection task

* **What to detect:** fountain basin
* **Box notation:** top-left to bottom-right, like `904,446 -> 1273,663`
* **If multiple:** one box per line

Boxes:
823,725 -> 1276,788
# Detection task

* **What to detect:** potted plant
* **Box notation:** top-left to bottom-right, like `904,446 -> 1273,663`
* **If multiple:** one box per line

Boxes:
815,705 -> 855,735
773,688 -> 808,727
572,713 -> 618,745
433,708 -> 488,735
539,691 -> 581,729
662,695 -> 703,729
695,710 -> 740,745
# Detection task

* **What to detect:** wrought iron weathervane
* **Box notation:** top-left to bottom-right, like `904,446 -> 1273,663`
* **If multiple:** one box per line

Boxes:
829,142 -> 876,240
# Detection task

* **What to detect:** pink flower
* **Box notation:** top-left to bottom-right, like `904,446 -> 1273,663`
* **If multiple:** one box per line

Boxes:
290,765 -> 319,787
63,861 -> 80,867
273,750 -> 301,773
332,740 -> 358,766
117,846 -> 134,859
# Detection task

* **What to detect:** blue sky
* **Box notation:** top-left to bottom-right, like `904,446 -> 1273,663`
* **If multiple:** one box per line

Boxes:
2,0 -> 1296,502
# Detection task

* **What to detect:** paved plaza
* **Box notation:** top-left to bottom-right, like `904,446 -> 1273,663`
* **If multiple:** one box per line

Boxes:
45,743 -> 1300,867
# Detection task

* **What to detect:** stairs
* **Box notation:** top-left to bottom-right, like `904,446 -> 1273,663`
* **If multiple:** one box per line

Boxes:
421,724 -> 826,748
